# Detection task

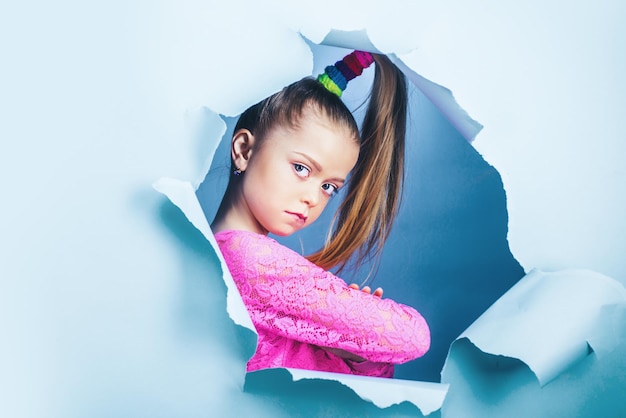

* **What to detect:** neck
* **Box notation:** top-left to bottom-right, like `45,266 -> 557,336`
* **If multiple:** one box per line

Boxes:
211,181 -> 267,235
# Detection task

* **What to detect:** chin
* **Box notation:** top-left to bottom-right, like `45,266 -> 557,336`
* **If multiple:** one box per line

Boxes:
268,225 -> 300,237
271,230 -> 295,237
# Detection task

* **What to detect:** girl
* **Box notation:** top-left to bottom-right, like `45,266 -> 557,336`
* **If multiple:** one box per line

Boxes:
211,51 -> 430,378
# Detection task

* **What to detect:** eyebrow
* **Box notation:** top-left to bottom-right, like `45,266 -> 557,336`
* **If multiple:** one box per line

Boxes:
293,151 -> 346,184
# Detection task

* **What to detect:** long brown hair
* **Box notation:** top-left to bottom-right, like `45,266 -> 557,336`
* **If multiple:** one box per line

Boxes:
307,54 -> 407,273
231,54 -> 407,274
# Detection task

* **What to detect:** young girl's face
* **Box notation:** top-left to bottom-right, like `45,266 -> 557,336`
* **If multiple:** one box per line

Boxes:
239,110 -> 359,236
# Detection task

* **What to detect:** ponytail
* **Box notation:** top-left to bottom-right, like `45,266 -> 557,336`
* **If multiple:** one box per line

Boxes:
307,54 -> 408,275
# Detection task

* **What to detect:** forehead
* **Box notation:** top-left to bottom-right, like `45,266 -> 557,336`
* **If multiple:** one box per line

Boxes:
293,107 -> 358,142
286,111 -> 357,148
264,110 -> 360,172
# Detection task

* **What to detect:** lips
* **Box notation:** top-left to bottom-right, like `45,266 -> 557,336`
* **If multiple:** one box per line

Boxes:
286,211 -> 307,223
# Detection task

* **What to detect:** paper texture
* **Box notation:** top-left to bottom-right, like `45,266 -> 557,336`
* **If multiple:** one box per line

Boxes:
287,368 -> 448,415
444,268 -> 626,386
153,177 -> 253,331
6,2 -> 626,417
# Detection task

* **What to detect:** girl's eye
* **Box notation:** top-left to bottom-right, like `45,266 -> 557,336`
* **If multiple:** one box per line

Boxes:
293,163 -> 311,178
321,183 -> 338,196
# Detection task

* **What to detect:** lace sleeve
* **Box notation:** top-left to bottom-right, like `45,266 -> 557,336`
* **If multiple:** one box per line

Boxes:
217,230 -> 430,364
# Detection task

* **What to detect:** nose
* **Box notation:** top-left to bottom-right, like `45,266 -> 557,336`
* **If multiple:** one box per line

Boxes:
301,184 -> 320,207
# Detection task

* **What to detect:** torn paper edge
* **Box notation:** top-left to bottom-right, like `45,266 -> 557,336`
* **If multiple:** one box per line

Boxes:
151,28 -> 491,414
152,177 -> 254,332
287,368 -> 448,416
389,54 -> 483,143
442,268 -> 626,386
315,28 -> 483,143
153,177 -> 448,414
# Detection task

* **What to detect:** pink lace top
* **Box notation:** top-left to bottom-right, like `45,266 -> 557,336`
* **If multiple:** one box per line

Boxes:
215,229 -> 430,378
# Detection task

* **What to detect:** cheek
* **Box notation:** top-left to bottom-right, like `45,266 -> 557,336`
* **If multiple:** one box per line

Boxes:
246,152 -> 281,186
244,159 -> 292,204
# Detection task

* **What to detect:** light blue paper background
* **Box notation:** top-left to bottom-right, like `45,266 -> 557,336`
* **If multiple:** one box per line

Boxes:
2,1 -> 625,417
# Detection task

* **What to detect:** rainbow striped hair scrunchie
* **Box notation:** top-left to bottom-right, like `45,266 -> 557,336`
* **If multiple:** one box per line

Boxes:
317,50 -> 375,97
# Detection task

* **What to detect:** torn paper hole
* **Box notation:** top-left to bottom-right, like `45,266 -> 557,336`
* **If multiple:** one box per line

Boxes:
154,30 -> 489,415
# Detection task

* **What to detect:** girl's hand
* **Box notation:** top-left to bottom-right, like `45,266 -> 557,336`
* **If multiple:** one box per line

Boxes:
349,283 -> 383,298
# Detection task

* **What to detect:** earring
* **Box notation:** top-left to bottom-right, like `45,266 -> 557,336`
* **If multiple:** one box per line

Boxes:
233,168 -> 243,176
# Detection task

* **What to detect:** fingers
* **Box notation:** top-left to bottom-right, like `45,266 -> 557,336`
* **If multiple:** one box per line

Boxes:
348,284 -> 383,298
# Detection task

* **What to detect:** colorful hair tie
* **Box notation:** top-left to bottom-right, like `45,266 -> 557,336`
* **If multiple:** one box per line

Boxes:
317,50 -> 375,97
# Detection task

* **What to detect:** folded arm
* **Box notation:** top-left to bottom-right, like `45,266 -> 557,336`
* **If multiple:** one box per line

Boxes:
219,231 -> 430,364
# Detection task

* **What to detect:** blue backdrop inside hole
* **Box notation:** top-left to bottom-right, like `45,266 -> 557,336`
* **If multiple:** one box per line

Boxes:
196,44 -> 525,382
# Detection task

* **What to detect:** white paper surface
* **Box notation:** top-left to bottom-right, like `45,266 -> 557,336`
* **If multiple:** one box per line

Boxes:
6,2 -> 626,417
153,177 -> 253,331
444,268 -> 626,386
287,368 -> 448,415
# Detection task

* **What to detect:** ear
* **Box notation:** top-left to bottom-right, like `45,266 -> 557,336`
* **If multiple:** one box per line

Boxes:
231,129 -> 256,172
